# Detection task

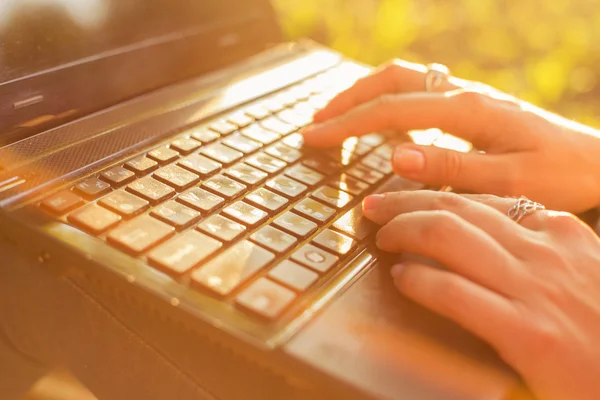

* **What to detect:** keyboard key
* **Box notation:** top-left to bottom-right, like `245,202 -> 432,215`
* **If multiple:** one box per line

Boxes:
222,201 -> 268,226
330,173 -> 369,195
199,143 -> 243,165
313,229 -> 357,256
250,226 -> 297,253
151,200 -> 201,229
99,190 -> 149,217
235,278 -> 296,319
312,186 -> 353,208
100,166 -> 136,187
265,176 -> 307,198
202,175 -> 247,199
342,138 -> 372,156
288,85 -> 312,101
245,153 -> 286,174
245,188 -> 288,212
269,260 -> 319,292
282,133 -> 304,149
74,178 -> 111,199
224,163 -> 268,186
346,165 -> 385,185
262,97 -> 286,113
325,148 -> 357,166
170,137 -> 202,154
261,117 -> 296,136
148,230 -> 222,275
358,133 -> 386,148
153,165 -> 200,191
148,146 -> 180,164
127,177 -> 175,204
361,154 -> 393,174
273,212 -> 317,237
245,104 -> 270,120
125,156 -> 159,175
190,128 -> 220,144
222,133 -> 262,154
373,144 -> 394,160
301,157 -> 340,175
178,188 -> 224,213
306,94 -> 331,110
107,215 -> 174,255
68,204 -> 121,234
226,111 -> 254,128
291,244 -> 339,273
241,125 -> 280,145
191,240 -> 275,296
209,120 -> 237,135
293,198 -> 336,222
41,190 -> 84,215
332,205 -> 377,241
197,214 -> 246,242
265,143 -> 302,163
276,109 -> 312,128
272,90 -> 299,107
285,165 -> 325,186
178,154 -> 221,177
292,101 -> 318,117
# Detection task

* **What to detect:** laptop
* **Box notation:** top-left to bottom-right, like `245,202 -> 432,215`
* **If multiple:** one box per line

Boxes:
0,1 -> 526,399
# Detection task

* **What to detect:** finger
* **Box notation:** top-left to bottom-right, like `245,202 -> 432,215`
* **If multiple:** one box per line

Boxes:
303,90 -> 518,148
363,191 -> 532,249
387,144 -> 525,197
391,262 -> 520,354
461,194 -> 555,232
313,60 -> 461,123
377,210 -> 522,296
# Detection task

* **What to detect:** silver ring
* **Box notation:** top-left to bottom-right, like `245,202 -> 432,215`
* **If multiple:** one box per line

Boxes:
425,63 -> 451,92
507,197 -> 546,223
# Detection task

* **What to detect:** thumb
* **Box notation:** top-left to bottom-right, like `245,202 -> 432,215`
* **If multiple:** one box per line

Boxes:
391,144 -> 518,195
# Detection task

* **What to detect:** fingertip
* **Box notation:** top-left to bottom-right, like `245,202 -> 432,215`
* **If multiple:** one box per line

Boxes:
300,124 -> 322,146
362,194 -> 385,215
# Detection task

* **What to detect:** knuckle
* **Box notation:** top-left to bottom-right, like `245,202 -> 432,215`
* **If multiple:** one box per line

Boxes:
420,211 -> 460,246
525,322 -> 563,359
440,150 -> 465,181
373,94 -> 399,125
542,212 -> 584,234
387,59 -> 404,76
375,93 -> 398,109
430,192 -> 467,211
456,90 -> 489,112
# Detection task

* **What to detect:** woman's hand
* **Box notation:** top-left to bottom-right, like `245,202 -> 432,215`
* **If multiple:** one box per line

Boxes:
302,60 -> 600,212
361,190 -> 600,400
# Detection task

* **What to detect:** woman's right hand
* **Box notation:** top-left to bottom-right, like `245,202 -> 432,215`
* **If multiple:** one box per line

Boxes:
303,60 -> 600,213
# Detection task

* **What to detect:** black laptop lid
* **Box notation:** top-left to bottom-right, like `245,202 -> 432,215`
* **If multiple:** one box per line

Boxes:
0,0 -> 281,145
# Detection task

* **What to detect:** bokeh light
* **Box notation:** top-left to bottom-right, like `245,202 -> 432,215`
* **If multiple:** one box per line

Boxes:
273,0 -> 600,125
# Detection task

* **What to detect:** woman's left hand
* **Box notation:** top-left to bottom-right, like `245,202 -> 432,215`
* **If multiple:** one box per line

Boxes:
361,190 -> 600,400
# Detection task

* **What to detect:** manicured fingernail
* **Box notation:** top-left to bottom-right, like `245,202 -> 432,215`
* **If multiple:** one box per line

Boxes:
362,194 -> 385,212
393,148 -> 425,173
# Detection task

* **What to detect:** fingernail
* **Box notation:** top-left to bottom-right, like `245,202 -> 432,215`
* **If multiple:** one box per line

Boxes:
393,148 -> 425,173
362,194 -> 385,212
390,263 -> 406,279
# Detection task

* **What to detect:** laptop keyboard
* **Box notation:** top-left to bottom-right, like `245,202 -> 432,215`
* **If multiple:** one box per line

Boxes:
38,64 -> 404,322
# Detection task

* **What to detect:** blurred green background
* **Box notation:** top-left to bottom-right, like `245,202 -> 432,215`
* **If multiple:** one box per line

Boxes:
273,0 -> 600,125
